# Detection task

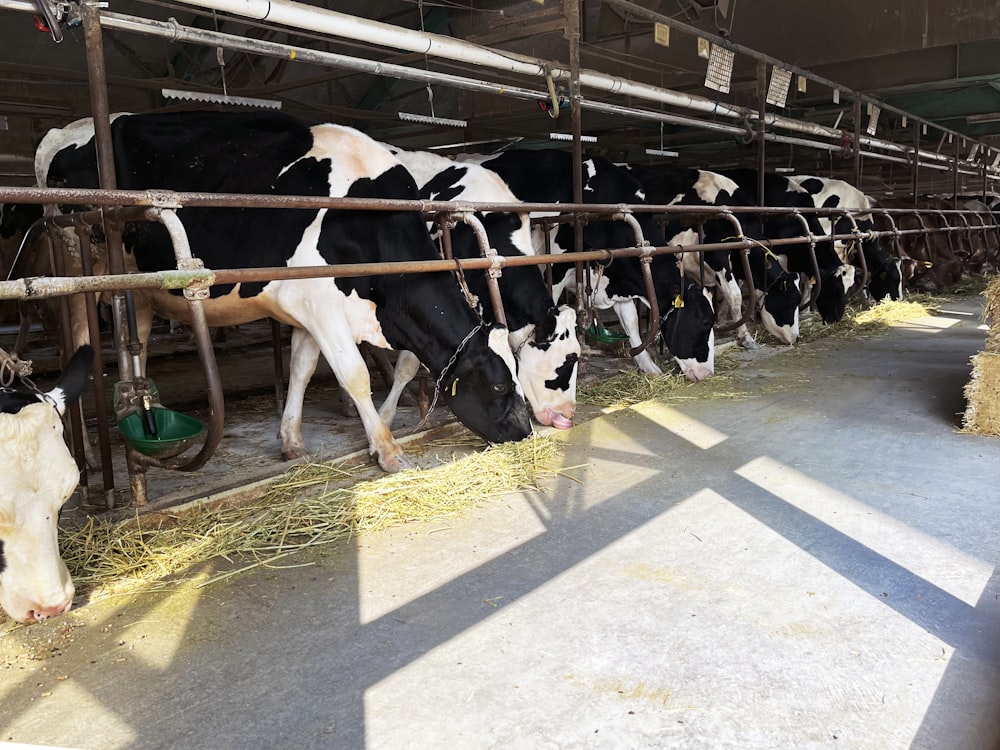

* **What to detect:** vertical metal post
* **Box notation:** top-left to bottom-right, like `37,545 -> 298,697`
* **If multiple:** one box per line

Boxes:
82,0 -> 144,505
852,98 -> 862,188
566,0 -> 586,326
76,224 -> 116,502
982,154 -> 989,201
756,61 -> 766,203
911,123 -> 920,205
953,136 -> 960,208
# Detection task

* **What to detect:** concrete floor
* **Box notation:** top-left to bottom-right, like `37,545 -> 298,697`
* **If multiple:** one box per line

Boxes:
1,296 -> 999,750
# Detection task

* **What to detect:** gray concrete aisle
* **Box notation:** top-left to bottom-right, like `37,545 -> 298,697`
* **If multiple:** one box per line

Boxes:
2,298 -> 999,750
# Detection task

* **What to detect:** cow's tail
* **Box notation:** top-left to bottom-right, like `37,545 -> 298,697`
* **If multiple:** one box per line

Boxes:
46,345 -> 94,415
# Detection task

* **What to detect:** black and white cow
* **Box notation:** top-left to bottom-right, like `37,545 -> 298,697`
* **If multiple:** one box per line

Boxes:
790,175 -> 903,301
0,344 -> 93,624
723,169 -> 853,327
37,111 -> 532,472
623,164 -> 761,349
460,149 -> 716,381
379,146 -> 580,429
622,164 -> 803,347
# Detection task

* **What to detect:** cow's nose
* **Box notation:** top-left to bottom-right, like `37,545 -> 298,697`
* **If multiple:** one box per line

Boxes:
29,600 -> 73,622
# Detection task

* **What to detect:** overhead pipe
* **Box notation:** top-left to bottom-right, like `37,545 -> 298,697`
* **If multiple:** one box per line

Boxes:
607,0 -> 995,168
8,0 -> 988,177
164,0 -> 910,149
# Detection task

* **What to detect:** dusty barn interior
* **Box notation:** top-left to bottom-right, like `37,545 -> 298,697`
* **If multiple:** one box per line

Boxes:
1,1 -> 999,748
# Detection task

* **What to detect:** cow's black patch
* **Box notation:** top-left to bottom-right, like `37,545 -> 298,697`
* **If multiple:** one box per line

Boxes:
798,177 -> 825,195
822,194 -> 842,209
419,165 -> 469,203
544,352 -> 578,392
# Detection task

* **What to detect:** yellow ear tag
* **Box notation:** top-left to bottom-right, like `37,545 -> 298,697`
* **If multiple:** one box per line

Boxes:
673,294 -> 685,308
809,276 -> 816,285
451,377 -> 459,397
923,261 -> 933,268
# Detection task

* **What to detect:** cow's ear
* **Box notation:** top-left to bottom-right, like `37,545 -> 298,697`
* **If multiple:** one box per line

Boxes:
535,307 -> 559,343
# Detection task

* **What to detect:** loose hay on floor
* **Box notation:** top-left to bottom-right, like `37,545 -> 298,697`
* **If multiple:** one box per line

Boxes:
55,434 -> 560,603
794,297 -> 938,344
578,362 -> 745,410
962,277 -> 1000,435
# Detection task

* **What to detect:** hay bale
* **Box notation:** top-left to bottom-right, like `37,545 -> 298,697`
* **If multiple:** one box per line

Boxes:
962,278 -> 1000,435
982,277 -> 1000,354
963,351 -> 1000,435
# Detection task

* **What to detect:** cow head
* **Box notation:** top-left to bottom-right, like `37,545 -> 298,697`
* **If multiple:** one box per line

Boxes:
0,345 -> 92,624
441,325 -> 533,444
815,264 -> 855,324
760,268 -> 801,345
660,279 -> 715,383
866,248 -> 904,301
509,306 -> 580,429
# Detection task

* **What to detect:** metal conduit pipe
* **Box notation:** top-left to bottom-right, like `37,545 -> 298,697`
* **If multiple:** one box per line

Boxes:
159,0 -> 941,152
607,0 -> 994,168
132,207 -> 225,474
4,0 -> 993,179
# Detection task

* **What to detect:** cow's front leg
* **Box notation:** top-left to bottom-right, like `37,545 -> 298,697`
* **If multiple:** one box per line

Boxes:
378,350 -> 421,428
613,299 -> 662,375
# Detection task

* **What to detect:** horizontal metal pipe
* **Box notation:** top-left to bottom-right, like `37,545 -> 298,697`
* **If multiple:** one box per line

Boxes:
607,0 -> 989,153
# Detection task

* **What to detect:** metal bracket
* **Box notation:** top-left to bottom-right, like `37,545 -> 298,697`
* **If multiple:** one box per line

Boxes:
178,257 -> 211,300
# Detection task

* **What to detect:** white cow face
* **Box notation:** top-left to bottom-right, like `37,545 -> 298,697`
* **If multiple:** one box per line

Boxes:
0,403 -> 78,623
509,306 -> 581,429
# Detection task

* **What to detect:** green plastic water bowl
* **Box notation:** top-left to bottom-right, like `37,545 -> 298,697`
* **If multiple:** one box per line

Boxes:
118,407 -> 205,459
585,324 -> 629,345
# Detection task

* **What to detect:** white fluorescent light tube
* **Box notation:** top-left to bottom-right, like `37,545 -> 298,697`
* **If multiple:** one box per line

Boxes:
774,167 -> 795,173
398,112 -> 467,128
550,133 -> 597,142
645,148 -> 679,157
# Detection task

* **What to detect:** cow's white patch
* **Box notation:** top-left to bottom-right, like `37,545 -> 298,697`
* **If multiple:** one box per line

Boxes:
582,159 -> 597,191
691,170 -> 739,205
761,305 -> 799,345
487,327 -> 526,398
837,264 -> 856,294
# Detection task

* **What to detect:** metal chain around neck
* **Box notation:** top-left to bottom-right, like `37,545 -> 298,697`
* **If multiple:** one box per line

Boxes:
416,322 -> 483,430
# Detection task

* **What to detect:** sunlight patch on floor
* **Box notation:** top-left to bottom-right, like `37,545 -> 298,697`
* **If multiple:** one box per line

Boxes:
735,456 -> 993,607
630,402 -> 728,449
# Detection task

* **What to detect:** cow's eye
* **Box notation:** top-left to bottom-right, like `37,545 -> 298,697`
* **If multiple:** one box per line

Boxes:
492,383 -> 510,395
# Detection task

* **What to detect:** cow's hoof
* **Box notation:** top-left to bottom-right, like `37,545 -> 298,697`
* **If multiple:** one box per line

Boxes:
379,453 -> 414,473
740,338 -> 759,351
281,445 -> 308,461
